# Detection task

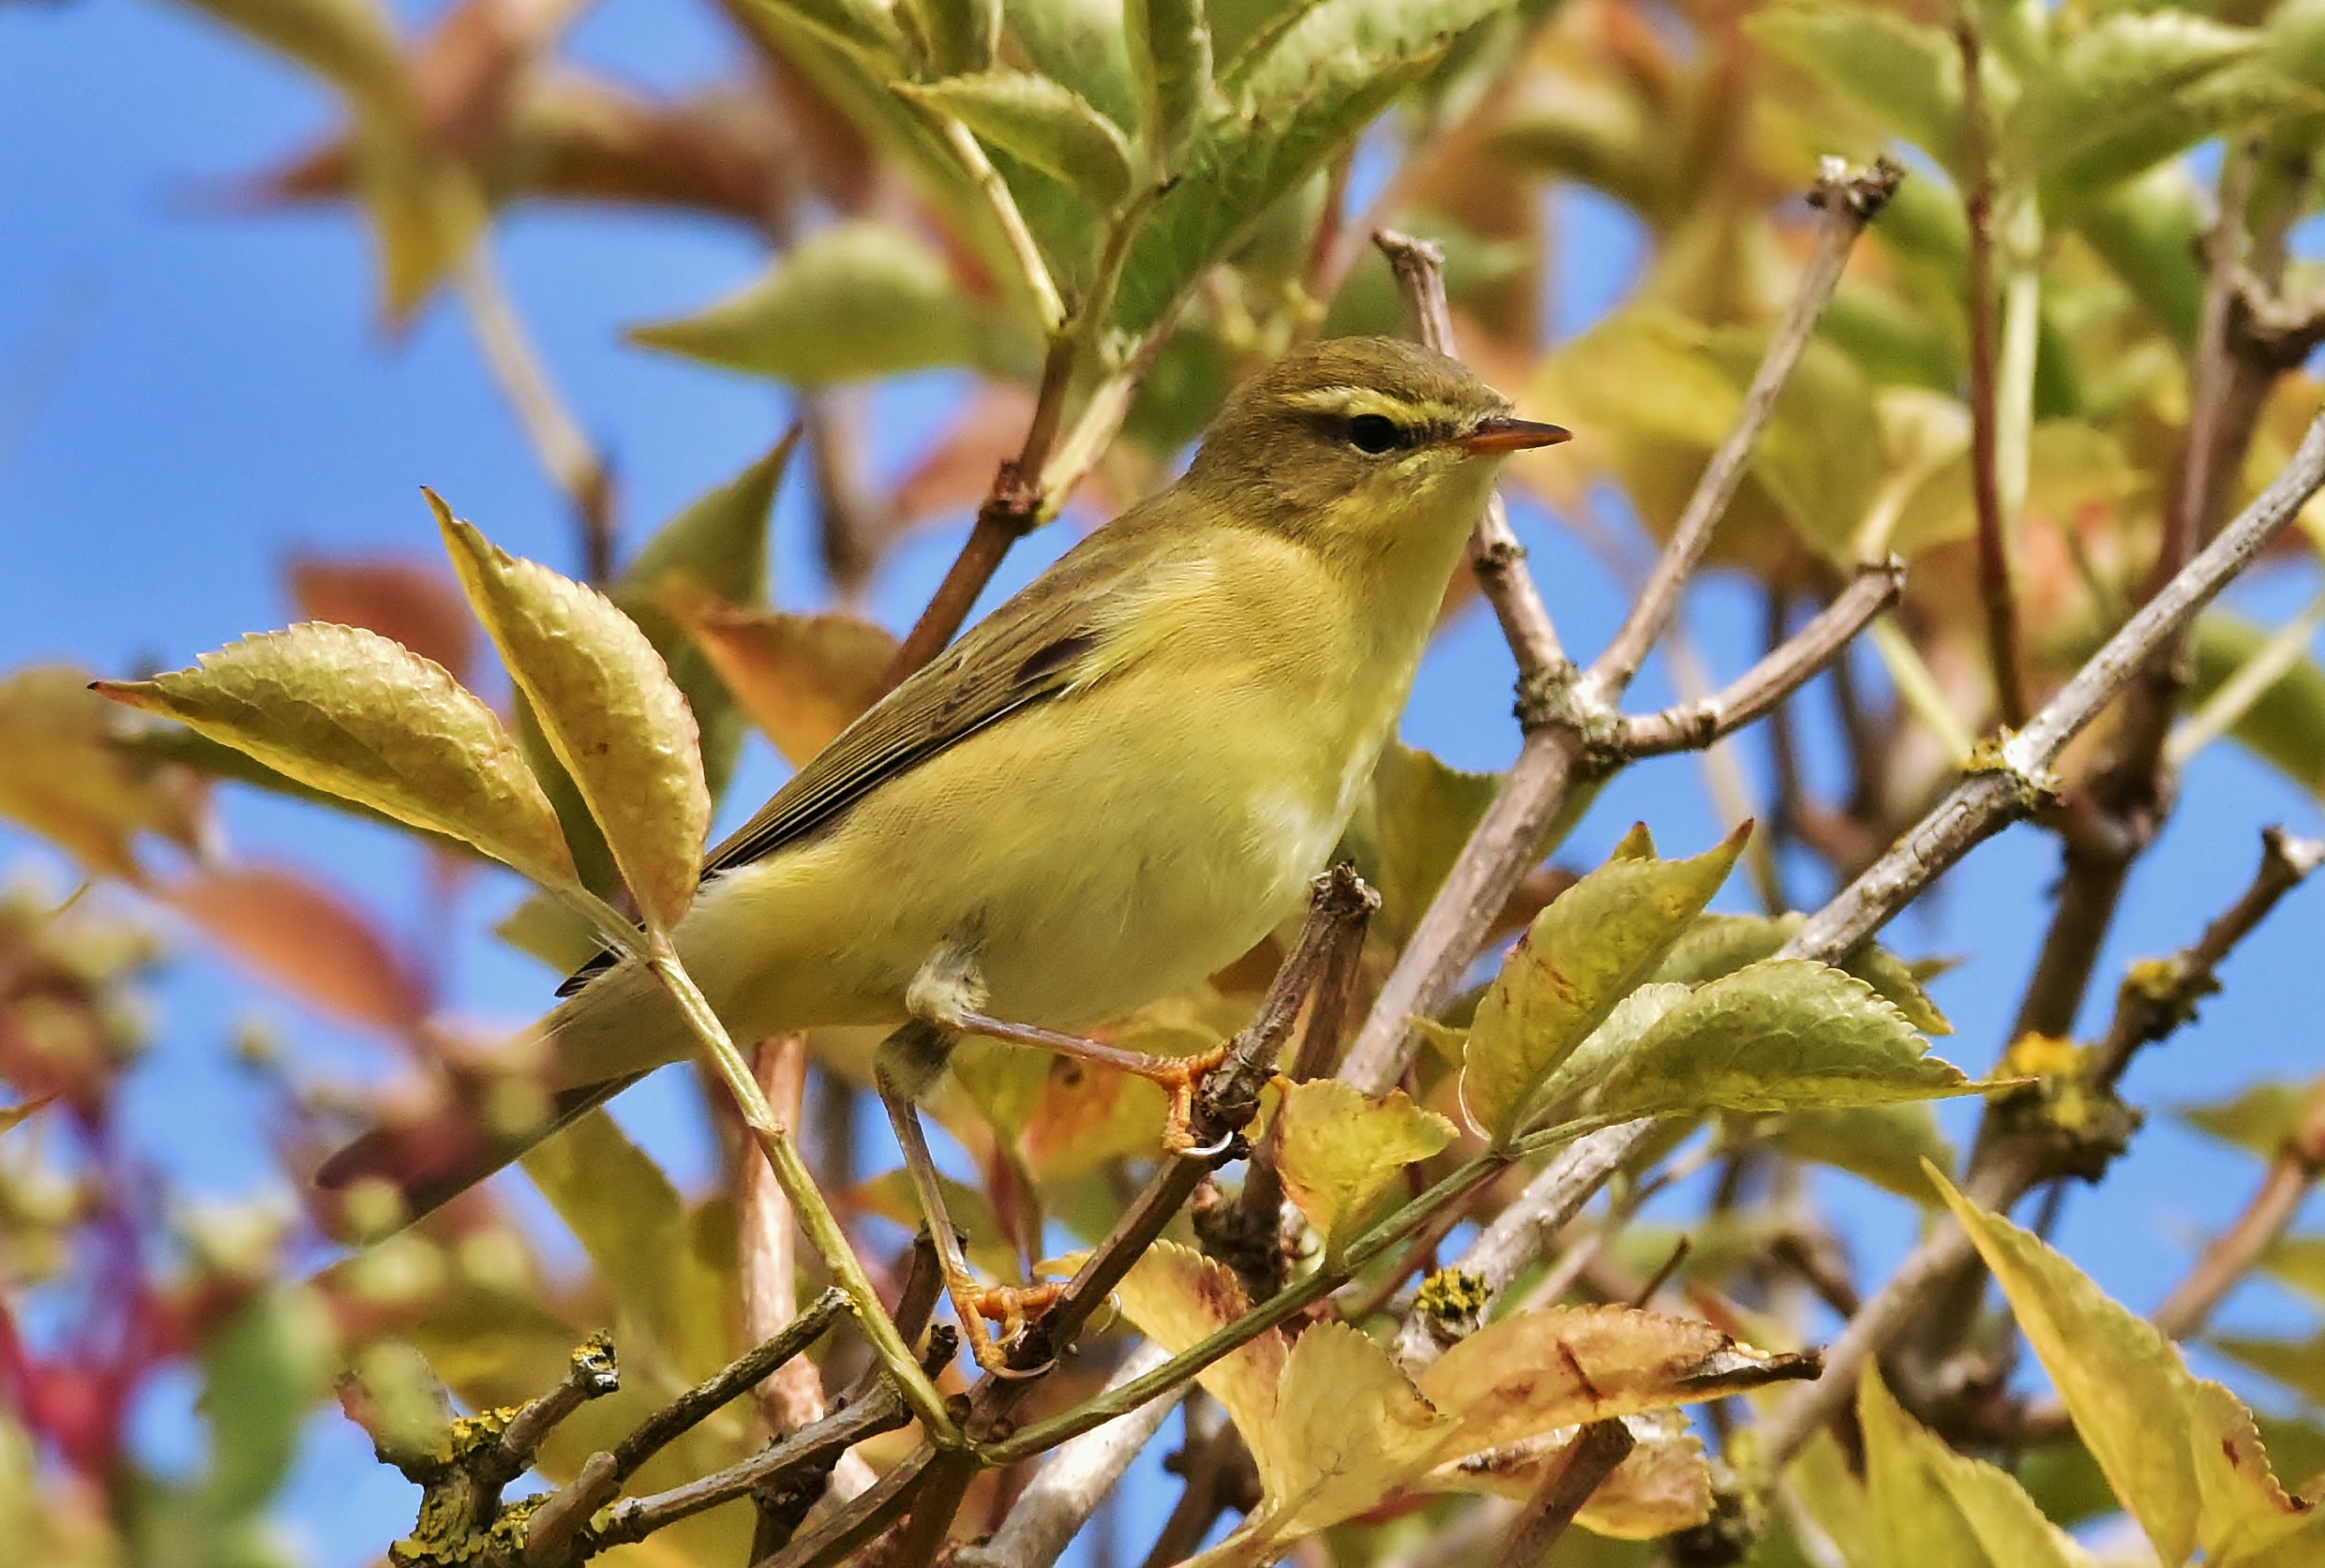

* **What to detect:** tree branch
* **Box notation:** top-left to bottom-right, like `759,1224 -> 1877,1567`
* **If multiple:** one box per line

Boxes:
954,1345 -> 1178,1568
1375,230 -> 1567,680
1340,157 -> 1900,1096
1489,1419 -> 1636,1568
1758,826 -> 2325,1470
1614,559 -> 1905,759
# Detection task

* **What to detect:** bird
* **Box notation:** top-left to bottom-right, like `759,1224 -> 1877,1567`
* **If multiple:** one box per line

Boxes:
320,334 -> 1568,1366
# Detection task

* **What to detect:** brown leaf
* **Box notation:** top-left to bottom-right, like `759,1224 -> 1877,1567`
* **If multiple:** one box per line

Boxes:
288,553 -> 479,685
166,863 -> 431,1033
664,586 -> 895,766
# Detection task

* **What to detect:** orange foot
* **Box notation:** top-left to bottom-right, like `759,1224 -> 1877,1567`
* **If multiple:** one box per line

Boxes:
1153,1043 -> 1233,1157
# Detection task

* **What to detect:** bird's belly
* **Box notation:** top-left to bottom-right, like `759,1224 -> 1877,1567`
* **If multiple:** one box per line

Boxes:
683,656 -> 1374,1036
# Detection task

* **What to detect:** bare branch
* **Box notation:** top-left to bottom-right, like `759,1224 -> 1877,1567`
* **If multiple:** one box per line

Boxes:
1375,230 -> 1566,679
1340,157 -> 1900,1096
1954,20 -> 2029,727
1582,157 -> 1901,705
490,1333 -> 621,1486
1616,560 -> 1905,759
1782,410 -> 2325,967
1489,1420 -> 1636,1568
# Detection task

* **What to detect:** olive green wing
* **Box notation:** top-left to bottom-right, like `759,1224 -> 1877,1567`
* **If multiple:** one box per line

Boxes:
552,516 -> 1157,995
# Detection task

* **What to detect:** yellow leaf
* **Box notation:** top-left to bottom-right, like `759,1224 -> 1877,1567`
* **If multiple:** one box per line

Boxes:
1932,1165 -> 2319,1564
1110,1242 -> 1289,1497
1267,1322 -> 1453,1537
1861,1366 -> 2096,1568
1421,1411 -> 1714,1540
434,497 -> 709,932
95,624 -> 572,891
1419,1304 -> 1811,1460
0,665 -> 207,882
1271,1080 -> 1454,1255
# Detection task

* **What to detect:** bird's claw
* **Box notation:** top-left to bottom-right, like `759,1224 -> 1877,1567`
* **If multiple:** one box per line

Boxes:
1157,1044 -> 1233,1157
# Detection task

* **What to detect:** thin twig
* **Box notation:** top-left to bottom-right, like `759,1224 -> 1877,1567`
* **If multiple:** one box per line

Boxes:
1376,230 -> 1567,680
610,1291 -> 849,1482
1616,560 -> 1905,757
453,246 -> 616,580
1954,19 -> 2029,727
490,1333 -> 621,1486
1488,1420 -> 1636,1568
1339,158 -> 1900,1097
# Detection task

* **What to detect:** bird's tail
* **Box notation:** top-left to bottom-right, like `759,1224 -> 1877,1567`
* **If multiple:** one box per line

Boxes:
314,961 -> 694,1227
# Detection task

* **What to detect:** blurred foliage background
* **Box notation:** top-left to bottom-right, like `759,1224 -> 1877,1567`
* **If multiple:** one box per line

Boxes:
8,0 -> 2325,1563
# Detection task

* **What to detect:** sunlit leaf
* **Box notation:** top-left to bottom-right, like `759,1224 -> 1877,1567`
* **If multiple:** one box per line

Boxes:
1860,1365 -> 2098,1568
1544,960 -> 1975,1132
1266,1321 -> 1452,1535
613,432 -> 794,802
1934,1167 -> 2322,1565
1007,0 -> 1137,128
1459,827 -> 1745,1143
199,1286 -> 336,1522
665,591 -> 895,767
2177,1079 -> 2318,1161
96,625 -> 575,892
2072,163 -> 2206,349
1113,0 -> 1510,334
0,665 -> 207,883
437,498 -> 709,932
1650,912 -> 1951,1035
1111,1241 -> 1289,1495
1887,420 -> 2138,560
2012,12 -> 2262,186
630,221 -> 984,386
902,71 -> 1134,208
1272,1080 -> 1454,1255
1419,1303 -> 1813,1460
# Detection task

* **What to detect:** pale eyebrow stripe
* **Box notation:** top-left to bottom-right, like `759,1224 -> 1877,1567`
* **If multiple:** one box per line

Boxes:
1278,386 -> 1478,425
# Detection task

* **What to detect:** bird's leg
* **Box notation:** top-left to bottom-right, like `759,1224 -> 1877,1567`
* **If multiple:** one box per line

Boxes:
947,1012 -> 1231,1156
873,1018 -> 1058,1377
903,942 -> 1232,1156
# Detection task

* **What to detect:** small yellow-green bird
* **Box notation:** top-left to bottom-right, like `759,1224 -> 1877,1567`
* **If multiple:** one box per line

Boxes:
322,336 -> 1566,1256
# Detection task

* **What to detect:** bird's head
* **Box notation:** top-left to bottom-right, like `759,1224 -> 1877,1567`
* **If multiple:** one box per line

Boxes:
1183,336 -> 1568,558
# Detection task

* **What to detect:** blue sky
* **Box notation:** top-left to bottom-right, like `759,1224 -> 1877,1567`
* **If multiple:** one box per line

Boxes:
6,0 -> 2325,1561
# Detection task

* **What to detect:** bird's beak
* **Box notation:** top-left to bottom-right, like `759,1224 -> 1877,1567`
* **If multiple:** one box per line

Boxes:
1451,416 -> 1572,454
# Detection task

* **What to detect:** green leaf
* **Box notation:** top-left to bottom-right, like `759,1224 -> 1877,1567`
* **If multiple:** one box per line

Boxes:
1126,0 -> 1222,164
2012,12 -> 2262,185
2071,163 -> 2204,349
1747,3 -> 1961,173
1337,738 -> 1504,944
1860,1366 -> 2100,1568
738,0 -> 907,67
631,222 -> 982,386
494,889 -> 607,975
2177,1080 -> 2316,1161
1272,1080 -> 1454,1256
1548,961 -> 1977,1131
1460,828 -> 1746,1144
1758,1102 -> 1958,1203
1113,0 -> 1508,334
905,0 -> 1000,74
612,432 -> 794,804
199,1287 -> 335,1523
520,1109 -> 697,1357
2189,610 -> 2325,801
1933,1167 -> 2322,1566
438,500 -> 709,933
1651,912 -> 1950,1035
95,625 -> 577,895
2259,1233 -> 2325,1310
0,665 -> 207,882
901,72 -> 1136,209
1888,420 -> 2138,560
1006,0 -> 1138,128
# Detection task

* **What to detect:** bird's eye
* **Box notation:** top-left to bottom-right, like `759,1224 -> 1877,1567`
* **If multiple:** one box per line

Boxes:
1347,413 -> 1404,455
